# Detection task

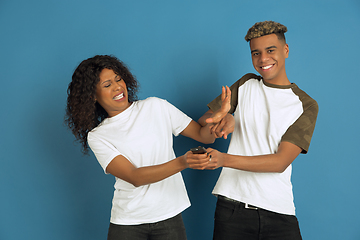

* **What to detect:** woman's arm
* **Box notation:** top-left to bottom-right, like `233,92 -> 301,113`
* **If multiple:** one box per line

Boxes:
180,120 -> 215,144
106,151 -> 210,187
181,86 -> 233,142
104,86 -> 231,187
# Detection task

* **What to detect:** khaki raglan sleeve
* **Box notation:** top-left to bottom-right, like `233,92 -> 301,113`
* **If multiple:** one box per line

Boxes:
281,98 -> 319,154
207,73 -> 260,114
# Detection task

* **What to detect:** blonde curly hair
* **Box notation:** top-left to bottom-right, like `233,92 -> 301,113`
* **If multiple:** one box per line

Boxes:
245,21 -> 287,42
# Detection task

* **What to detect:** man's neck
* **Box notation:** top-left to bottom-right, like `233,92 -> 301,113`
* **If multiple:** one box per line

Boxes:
263,72 -> 290,85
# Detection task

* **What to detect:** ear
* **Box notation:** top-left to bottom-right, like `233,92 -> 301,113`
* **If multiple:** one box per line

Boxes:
284,43 -> 289,58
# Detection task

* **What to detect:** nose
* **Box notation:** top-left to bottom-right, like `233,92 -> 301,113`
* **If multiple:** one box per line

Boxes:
114,81 -> 122,91
260,52 -> 270,63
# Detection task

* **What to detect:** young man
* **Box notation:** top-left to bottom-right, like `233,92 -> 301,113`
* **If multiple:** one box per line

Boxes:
199,21 -> 318,240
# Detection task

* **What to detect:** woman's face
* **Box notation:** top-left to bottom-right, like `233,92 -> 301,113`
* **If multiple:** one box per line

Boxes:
95,68 -> 131,117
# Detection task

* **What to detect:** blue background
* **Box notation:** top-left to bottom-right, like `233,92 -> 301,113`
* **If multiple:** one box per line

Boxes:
1,0 -> 359,239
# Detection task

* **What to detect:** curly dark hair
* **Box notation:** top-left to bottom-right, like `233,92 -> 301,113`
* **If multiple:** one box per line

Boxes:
245,20 -> 287,42
65,55 -> 139,154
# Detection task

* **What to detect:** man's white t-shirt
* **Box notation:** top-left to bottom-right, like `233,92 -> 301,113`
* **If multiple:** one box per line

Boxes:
209,74 -> 318,216
88,97 -> 192,225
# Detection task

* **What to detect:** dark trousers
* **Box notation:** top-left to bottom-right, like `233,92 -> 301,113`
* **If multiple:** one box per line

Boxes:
213,196 -> 302,240
107,214 -> 187,240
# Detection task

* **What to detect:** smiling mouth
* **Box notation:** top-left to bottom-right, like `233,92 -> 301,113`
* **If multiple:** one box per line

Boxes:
261,64 -> 274,70
113,93 -> 124,100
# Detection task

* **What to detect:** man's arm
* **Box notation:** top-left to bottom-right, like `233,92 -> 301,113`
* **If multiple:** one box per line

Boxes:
180,85 -> 231,143
206,141 -> 302,173
197,86 -> 235,139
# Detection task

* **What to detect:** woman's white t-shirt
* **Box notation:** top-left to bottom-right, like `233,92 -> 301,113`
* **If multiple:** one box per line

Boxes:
88,97 -> 192,225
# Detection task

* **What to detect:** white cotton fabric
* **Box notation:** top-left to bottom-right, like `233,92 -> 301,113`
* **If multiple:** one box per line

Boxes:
213,78 -> 306,215
88,97 -> 192,225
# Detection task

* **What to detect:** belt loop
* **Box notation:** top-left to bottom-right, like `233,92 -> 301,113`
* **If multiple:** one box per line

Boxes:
245,203 -> 258,210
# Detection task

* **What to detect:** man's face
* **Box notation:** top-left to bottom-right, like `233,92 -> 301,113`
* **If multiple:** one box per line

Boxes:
250,34 -> 289,84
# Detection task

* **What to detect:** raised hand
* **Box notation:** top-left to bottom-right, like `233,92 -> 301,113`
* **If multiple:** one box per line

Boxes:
205,86 -> 234,139
205,86 -> 231,124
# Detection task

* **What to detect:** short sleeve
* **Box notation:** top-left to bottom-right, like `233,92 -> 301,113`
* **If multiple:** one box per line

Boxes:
161,99 -> 192,136
87,133 -> 121,174
281,96 -> 319,154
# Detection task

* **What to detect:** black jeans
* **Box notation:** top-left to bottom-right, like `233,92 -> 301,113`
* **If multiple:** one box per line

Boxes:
213,196 -> 302,240
107,214 -> 187,240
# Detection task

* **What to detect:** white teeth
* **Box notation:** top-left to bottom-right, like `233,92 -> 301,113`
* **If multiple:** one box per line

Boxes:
262,65 -> 272,70
113,93 -> 123,100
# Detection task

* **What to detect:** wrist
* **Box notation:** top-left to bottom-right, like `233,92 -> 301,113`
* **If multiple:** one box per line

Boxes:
220,152 -> 227,167
180,154 -> 188,169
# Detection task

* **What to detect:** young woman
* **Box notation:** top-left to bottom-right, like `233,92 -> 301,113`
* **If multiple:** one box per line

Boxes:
65,55 -> 230,240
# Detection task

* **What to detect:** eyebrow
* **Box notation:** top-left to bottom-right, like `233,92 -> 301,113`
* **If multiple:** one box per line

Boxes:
251,45 -> 277,54
100,75 -> 120,85
100,80 -> 111,85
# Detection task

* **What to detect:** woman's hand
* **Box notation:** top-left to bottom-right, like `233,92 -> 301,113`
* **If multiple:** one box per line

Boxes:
184,151 -> 211,170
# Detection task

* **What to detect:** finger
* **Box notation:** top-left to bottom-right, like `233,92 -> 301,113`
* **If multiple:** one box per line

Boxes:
226,86 -> 231,99
205,117 -> 214,124
215,119 -> 226,133
210,123 -> 220,134
185,152 -> 206,166
209,124 -> 222,138
221,86 -> 226,101
214,127 -> 223,138
213,121 -> 226,138
220,86 -> 231,112
187,157 -> 207,166
221,118 -> 234,140
222,132 -> 228,139
188,159 -> 210,170
190,153 -> 208,160
209,123 -> 216,132
213,126 -> 224,138
206,148 -> 214,153
221,126 -> 233,139
205,159 -> 219,170
220,127 -> 229,140
214,132 -> 223,138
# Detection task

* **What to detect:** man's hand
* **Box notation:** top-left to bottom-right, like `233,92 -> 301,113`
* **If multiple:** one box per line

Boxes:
205,86 -> 231,124
208,113 -> 234,139
204,148 -> 224,170
204,86 -> 234,139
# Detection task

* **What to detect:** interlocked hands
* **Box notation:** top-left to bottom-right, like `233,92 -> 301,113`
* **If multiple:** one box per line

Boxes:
206,86 -> 235,139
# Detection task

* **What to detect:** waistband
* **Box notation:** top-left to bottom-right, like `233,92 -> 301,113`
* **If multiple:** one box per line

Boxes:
218,195 -> 259,210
